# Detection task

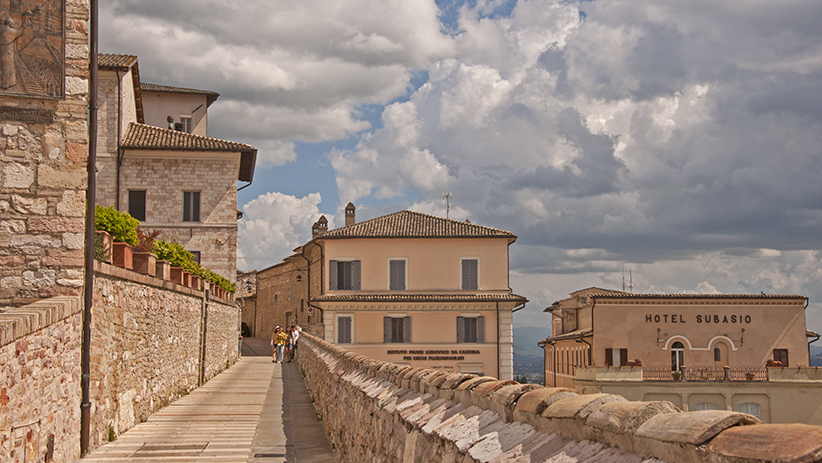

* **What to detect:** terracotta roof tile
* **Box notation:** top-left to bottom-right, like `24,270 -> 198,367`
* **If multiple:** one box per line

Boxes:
122,122 -> 255,153
311,293 -> 528,303
98,53 -> 138,69
319,210 -> 516,240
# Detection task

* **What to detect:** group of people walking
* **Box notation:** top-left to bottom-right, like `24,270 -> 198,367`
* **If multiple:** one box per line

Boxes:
271,325 -> 300,363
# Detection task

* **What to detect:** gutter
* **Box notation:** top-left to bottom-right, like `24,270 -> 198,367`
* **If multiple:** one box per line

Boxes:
81,0 -> 98,455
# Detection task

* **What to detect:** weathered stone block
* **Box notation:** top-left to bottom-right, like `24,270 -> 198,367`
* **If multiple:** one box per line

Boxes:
3,162 -> 34,188
635,410 -> 761,445
707,423 -> 822,463
56,190 -> 86,217
37,164 -> 86,189
11,195 -> 47,215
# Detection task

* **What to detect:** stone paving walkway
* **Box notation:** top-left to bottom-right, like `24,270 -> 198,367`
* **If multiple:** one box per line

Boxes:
82,338 -> 336,462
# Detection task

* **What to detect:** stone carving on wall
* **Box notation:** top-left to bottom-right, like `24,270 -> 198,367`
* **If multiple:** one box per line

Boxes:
0,0 -> 63,99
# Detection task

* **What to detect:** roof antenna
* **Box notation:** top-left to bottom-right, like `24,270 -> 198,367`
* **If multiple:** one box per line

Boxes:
622,265 -> 633,293
443,192 -> 452,219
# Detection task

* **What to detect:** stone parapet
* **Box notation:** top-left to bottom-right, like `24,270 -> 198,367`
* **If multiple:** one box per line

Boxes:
297,333 -> 822,463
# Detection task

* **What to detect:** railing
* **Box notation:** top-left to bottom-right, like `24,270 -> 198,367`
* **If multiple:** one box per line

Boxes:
642,366 -> 768,381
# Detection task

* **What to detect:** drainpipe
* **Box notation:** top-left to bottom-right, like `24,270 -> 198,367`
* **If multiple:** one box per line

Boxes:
114,68 -> 121,210
538,339 -> 556,387
496,302 -> 500,378
199,287 -> 210,385
81,0 -> 99,456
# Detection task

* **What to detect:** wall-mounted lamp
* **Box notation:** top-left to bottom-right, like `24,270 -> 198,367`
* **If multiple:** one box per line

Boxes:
656,327 -> 662,347
296,270 -> 302,282
740,328 -> 745,346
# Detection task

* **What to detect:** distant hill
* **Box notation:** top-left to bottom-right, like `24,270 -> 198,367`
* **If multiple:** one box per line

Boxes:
812,344 -> 822,367
513,326 -> 549,385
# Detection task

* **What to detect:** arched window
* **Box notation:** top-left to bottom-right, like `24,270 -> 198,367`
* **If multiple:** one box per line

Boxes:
714,347 -> 721,362
739,403 -> 760,418
671,341 -> 685,371
695,402 -> 716,411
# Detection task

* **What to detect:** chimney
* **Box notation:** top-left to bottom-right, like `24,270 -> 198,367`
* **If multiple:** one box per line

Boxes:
312,215 -> 328,238
345,202 -> 356,227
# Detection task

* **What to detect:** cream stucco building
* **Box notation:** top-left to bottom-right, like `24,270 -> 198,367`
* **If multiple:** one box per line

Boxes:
254,204 -> 527,379
540,288 -> 822,424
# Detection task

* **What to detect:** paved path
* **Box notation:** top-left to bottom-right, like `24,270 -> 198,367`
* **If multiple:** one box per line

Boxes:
82,338 -> 336,462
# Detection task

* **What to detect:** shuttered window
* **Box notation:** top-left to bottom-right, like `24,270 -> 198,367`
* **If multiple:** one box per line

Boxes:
457,316 -> 485,343
337,316 -> 352,344
389,259 -> 406,290
605,348 -> 628,366
773,349 -> 789,366
461,259 -> 478,290
329,260 -> 361,290
384,316 -> 411,343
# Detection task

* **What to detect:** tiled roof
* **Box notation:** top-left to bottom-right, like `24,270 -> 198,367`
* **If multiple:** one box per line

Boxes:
311,293 -> 528,303
589,292 -> 806,300
141,82 -> 220,106
122,122 -> 254,153
539,327 -> 592,343
318,210 -> 516,240
122,123 -> 257,182
98,53 -> 138,69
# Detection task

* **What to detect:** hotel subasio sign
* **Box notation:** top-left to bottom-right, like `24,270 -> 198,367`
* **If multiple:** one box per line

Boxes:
644,313 -> 753,324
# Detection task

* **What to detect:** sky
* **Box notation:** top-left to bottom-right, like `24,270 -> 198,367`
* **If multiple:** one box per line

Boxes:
100,0 -> 822,334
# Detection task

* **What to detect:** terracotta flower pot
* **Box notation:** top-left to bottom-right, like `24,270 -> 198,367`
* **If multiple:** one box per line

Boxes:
112,242 -> 133,270
183,272 -> 192,288
132,252 -> 157,276
190,275 -> 201,291
155,260 -> 171,280
170,267 -> 185,285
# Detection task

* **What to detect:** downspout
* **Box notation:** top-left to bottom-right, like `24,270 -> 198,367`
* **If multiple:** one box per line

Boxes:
299,247 -> 311,324
538,339 -> 556,387
199,287 -> 210,385
81,0 -> 98,455
114,69 -> 121,210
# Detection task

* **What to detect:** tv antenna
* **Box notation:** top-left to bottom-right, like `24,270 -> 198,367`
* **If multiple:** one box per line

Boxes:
622,265 -> 633,293
443,192 -> 452,219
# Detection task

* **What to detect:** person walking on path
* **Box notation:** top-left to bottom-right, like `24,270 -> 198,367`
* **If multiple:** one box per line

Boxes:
290,325 -> 301,362
285,326 -> 294,363
273,326 -> 288,363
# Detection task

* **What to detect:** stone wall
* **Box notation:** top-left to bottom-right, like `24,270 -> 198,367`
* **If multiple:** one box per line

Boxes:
89,262 -> 239,449
0,0 -> 90,307
0,296 -> 82,463
298,333 -> 822,463
0,264 -> 239,461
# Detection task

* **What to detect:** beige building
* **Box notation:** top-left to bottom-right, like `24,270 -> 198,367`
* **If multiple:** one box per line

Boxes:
540,288 -> 822,423
96,54 -> 257,280
254,204 -> 527,379
140,83 -> 219,136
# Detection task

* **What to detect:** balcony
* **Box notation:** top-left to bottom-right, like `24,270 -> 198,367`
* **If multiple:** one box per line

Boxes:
642,366 -> 768,381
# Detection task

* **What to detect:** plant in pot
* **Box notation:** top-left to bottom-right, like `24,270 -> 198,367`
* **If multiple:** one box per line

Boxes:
132,228 -> 161,276
154,240 -> 195,286
672,370 -> 682,381
95,205 -> 139,269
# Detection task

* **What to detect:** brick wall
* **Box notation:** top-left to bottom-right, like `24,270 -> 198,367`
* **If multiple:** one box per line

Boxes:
297,333 -> 822,463
0,0 -> 89,307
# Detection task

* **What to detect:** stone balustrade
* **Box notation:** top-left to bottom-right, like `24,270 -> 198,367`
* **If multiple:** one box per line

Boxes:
298,332 -> 822,463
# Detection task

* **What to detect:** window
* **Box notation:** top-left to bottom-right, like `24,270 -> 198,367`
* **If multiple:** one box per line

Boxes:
190,251 -> 201,264
183,191 -> 200,222
461,258 -> 478,290
604,348 -> 628,366
773,349 -> 789,366
329,260 -> 361,290
128,190 -> 146,221
181,116 -> 192,133
671,341 -> 685,371
384,316 -> 411,343
739,403 -> 760,418
695,403 -> 716,411
389,259 -> 406,290
273,294 -> 278,302
714,347 -> 721,362
337,316 -> 352,344
457,316 -> 485,343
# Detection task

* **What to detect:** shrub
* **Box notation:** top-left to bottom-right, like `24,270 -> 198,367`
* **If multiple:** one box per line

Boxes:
154,239 -> 236,293
95,205 -> 139,246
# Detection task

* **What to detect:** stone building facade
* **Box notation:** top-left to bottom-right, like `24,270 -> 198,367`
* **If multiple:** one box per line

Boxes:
95,54 -> 257,281
0,0 -> 89,307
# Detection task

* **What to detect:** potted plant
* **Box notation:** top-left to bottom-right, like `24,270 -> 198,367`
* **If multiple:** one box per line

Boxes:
95,205 -> 139,270
672,371 -> 682,381
132,228 -> 161,276
745,372 -> 755,381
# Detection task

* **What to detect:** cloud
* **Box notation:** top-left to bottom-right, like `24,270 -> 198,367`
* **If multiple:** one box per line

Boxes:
237,192 -> 330,271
